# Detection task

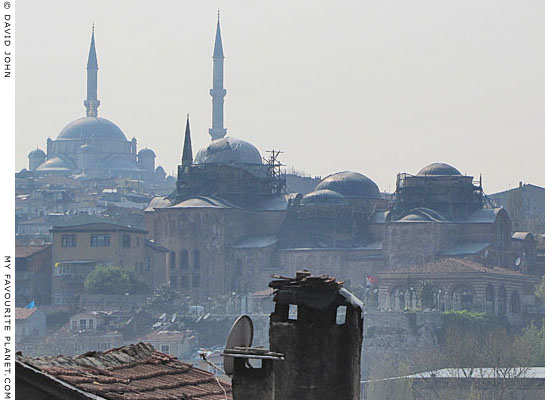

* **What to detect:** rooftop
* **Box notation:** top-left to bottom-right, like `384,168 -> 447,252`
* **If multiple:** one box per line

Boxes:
17,342 -> 232,400
15,307 -> 37,320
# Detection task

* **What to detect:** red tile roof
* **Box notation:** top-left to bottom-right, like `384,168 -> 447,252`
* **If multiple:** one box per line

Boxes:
380,258 -> 527,277
17,343 -> 232,399
15,307 -> 37,320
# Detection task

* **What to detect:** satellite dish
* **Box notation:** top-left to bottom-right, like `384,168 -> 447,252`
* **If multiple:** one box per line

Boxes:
223,315 -> 253,376
515,257 -> 521,267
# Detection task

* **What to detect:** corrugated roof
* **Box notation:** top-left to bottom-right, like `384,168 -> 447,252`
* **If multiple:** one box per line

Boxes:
17,343 -> 232,400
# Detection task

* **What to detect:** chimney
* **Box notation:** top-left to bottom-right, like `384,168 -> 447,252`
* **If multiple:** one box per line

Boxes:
228,271 -> 364,400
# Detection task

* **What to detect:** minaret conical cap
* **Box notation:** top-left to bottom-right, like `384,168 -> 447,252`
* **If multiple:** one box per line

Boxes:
213,19 -> 224,59
87,26 -> 98,70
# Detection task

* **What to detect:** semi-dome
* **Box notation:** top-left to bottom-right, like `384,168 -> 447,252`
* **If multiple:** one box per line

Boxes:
35,157 -> 73,172
194,137 -> 263,165
417,162 -> 461,176
301,189 -> 350,206
28,149 -> 46,158
314,171 -> 381,199
57,117 -> 127,141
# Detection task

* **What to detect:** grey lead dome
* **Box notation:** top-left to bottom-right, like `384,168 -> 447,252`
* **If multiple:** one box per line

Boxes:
314,171 -> 381,199
194,137 -> 263,165
57,117 -> 127,141
417,162 -> 461,176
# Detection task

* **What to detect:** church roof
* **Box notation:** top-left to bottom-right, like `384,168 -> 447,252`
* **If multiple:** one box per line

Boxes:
417,162 -> 461,176
314,171 -> 381,199
57,117 -> 127,141
194,137 -> 263,165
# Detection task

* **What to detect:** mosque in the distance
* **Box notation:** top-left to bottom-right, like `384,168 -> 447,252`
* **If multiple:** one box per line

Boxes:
26,27 -> 170,184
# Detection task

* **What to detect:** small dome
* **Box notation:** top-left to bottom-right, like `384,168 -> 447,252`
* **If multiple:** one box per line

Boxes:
301,189 -> 350,206
398,208 -> 447,222
28,149 -> 46,158
315,171 -> 381,199
77,143 -> 95,153
57,117 -> 127,141
417,163 -> 461,176
156,166 -> 165,173
35,157 -> 73,172
194,137 -> 263,165
138,148 -> 156,157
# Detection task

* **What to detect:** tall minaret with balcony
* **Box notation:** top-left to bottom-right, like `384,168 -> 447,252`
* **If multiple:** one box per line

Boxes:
209,14 -> 227,140
84,25 -> 100,117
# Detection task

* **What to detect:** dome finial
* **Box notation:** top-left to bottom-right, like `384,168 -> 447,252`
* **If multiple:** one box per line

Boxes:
217,9 -> 220,21
92,21 -> 95,32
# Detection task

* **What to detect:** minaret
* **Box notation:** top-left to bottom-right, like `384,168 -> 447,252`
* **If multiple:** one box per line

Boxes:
209,13 -> 227,140
84,24 -> 100,117
182,115 -> 193,166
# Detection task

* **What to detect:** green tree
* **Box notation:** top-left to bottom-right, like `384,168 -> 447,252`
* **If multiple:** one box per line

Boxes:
535,275 -> 544,307
84,265 -> 149,295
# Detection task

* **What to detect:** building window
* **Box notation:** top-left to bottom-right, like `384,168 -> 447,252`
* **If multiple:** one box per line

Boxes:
170,251 -> 176,269
194,250 -> 200,270
181,275 -> 189,288
193,273 -> 200,288
80,319 -> 86,329
160,344 -> 170,354
91,234 -> 110,247
123,234 -> 131,248
511,291 -> 521,314
180,250 -> 189,270
72,320 -> 78,330
61,234 -> 76,247
88,319 -> 94,329
136,237 -> 140,246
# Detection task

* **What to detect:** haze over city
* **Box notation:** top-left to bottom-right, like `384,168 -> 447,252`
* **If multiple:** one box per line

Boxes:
15,0 -> 543,193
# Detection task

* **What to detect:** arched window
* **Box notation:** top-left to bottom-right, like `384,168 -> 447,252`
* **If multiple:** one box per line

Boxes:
180,250 -> 189,270
169,251 -> 176,269
511,291 -> 521,314
485,284 -> 495,314
194,250 -> 200,270
452,285 -> 475,311
498,285 -> 507,315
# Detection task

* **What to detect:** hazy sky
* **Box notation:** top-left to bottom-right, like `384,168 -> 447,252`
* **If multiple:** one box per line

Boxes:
15,0 -> 543,194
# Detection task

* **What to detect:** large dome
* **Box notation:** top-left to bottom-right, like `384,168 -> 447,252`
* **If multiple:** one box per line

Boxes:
194,137 -> 263,165
417,162 -> 461,176
57,117 -> 127,141
315,171 -> 381,199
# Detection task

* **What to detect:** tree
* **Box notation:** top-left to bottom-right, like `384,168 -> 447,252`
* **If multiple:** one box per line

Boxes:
535,275 -> 544,307
146,283 -> 179,314
84,265 -> 149,295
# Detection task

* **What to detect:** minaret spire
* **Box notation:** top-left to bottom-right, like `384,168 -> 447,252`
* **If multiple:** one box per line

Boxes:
84,24 -> 100,117
182,114 -> 193,166
209,14 -> 227,140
